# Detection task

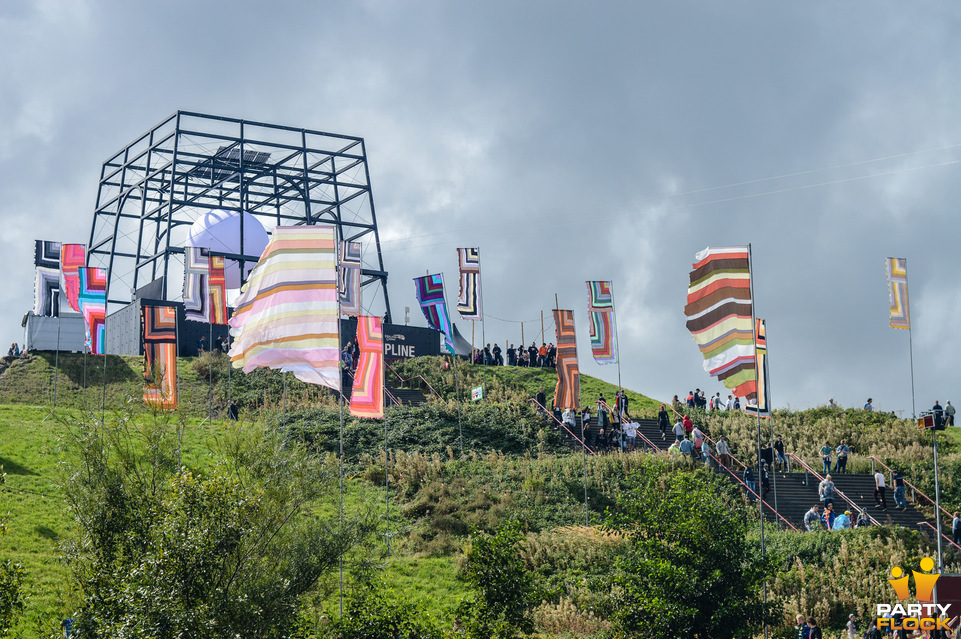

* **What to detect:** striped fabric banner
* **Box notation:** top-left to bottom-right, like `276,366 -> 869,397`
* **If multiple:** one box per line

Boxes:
684,246 -> 756,401
350,315 -> 384,419
78,267 -> 107,355
209,254 -> 228,325
34,240 -> 61,317
414,274 -> 455,354
142,304 -> 178,409
886,257 -> 910,330
456,248 -> 482,321
553,309 -> 580,410
339,241 -> 362,317
228,226 -> 340,390
744,318 -> 770,417
184,247 -> 211,322
586,280 -> 617,364
60,244 -> 85,313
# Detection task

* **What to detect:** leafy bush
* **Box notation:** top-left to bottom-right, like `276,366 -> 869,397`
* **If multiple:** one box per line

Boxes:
320,581 -> 445,639
604,458 -> 780,638
456,523 -> 538,639
60,408 -> 370,639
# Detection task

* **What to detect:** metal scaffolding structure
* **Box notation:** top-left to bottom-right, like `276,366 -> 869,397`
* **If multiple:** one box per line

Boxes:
87,110 -> 391,321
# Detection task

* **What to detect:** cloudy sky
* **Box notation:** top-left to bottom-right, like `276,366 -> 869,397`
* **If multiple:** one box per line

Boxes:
3,1 -> 960,414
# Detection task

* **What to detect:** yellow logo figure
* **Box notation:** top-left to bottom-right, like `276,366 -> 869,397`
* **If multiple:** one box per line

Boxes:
889,566 -> 911,600
888,558 -> 941,603
914,557 -> 940,603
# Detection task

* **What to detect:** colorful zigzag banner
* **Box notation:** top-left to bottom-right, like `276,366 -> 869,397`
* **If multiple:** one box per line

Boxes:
586,280 -> 617,365
350,315 -> 384,419
78,267 -> 107,355
414,274 -> 455,354
456,248 -> 482,321
886,257 -> 910,330
34,240 -> 61,317
339,241 -> 363,317
553,309 -> 580,410
60,244 -> 85,313
142,304 -> 178,409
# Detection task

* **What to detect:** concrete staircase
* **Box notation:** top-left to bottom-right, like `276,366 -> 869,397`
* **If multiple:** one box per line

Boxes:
386,385 -> 428,407
540,407 -> 943,536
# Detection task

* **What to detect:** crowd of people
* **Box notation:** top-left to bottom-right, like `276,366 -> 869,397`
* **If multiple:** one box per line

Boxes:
470,342 -> 558,368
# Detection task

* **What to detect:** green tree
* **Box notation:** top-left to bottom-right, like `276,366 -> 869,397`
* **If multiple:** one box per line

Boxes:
456,523 -> 538,639
60,410 -> 368,639
604,459 -> 780,639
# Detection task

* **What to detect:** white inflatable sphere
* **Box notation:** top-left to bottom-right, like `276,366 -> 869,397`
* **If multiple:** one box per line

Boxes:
185,210 -> 269,289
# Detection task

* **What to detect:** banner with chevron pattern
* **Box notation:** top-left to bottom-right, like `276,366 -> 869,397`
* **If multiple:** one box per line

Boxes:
456,248 -> 482,321
78,267 -> 107,355
339,241 -> 362,317
350,315 -> 384,419
141,303 -> 178,409
586,280 -> 617,364
60,243 -> 85,313
414,273 -> 455,354
34,240 -> 61,317
886,257 -> 910,330
553,309 -> 580,410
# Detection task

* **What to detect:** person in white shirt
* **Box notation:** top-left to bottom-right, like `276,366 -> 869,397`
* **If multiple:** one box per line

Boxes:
624,421 -> 637,451
562,408 -> 575,429
716,436 -> 731,469
672,419 -> 685,442
846,613 -> 856,638
874,471 -> 887,510
725,395 -> 734,410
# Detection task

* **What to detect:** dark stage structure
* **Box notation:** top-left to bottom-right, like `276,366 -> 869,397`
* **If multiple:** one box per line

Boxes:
87,111 -> 392,324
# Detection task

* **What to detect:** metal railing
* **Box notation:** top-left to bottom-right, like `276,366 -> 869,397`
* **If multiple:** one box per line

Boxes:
917,521 -> 961,553
596,400 -> 659,453
786,452 -> 881,526
528,398 -> 597,455
385,361 -> 443,400
343,367 -> 402,407
622,402 -> 797,529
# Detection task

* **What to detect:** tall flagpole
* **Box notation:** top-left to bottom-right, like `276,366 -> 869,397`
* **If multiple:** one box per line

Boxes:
765,323 -> 778,527
382,323 -> 390,554
442,272 -> 463,455
337,261 -> 346,617
905,259 -> 917,419
42,309 -> 63,423
610,281 -> 623,411
748,244 -> 768,639
207,319 -> 213,422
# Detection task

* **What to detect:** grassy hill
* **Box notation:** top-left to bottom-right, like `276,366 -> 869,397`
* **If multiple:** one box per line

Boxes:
0,353 -> 956,637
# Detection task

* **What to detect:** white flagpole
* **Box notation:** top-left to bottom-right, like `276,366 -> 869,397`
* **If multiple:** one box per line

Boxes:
905,259 -> 917,419
748,244 -> 768,639
440,272 -> 463,454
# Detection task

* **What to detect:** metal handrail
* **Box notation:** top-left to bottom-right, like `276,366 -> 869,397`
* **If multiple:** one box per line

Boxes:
528,398 -> 596,455
384,361 -> 443,400
917,521 -> 961,552
344,366 -> 402,407
717,459 -> 799,531
867,456 -> 953,524
596,400 -> 659,452
786,452 -> 881,526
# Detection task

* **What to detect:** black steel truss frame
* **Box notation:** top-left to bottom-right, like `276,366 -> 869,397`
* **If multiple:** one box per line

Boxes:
87,110 -> 391,321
